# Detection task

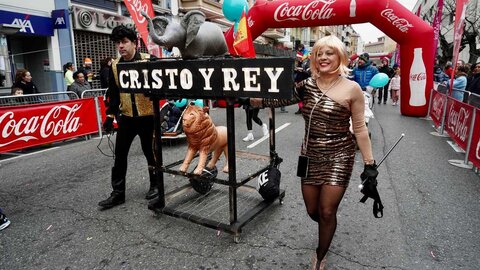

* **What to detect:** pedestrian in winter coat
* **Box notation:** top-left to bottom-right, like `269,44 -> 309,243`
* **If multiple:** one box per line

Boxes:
12,69 -> 39,95
70,71 -> 91,98
351,53 -> 378,90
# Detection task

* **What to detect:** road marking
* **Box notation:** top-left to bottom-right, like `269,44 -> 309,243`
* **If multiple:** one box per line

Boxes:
247,123 -> 291,149
0,147 -> 60,163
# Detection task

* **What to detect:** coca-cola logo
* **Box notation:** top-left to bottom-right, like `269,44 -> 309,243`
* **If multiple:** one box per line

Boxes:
0,104 -> 81,147
274,0 -> 336,22
447,104 -> 470,142
410,72 -> 426,81
476,138 -> 480,160
126,0 -> 149,24
431,94 -> 445,120
381,9 -> 414,33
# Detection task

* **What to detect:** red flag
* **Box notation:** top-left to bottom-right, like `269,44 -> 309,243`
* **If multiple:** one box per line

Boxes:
123,0 -> 161,57
233,11 -> 256,58
449,0 -> 469,95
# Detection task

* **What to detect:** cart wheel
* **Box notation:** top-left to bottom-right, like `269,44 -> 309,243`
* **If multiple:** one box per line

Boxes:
234,235 -> 240,243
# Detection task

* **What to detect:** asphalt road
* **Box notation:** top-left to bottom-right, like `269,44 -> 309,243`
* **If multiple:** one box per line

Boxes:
1,102 -> 479,270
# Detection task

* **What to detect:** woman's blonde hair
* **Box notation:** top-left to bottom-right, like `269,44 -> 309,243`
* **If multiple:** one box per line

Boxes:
309,35 -> 350,78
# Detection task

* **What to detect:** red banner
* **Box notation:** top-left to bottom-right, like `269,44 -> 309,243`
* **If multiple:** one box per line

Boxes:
444,97 -> 474,151
449,0 -> 469,95
123,0 -> 160,57
431,0 -> 444,62
429,89 -> 446,128
468,107 -> 480,168
0,99 -> 99,153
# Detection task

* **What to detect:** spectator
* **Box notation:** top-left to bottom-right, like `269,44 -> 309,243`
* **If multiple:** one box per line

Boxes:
78,58 -> 93,83
70,71 -> 91,98
166,101 -> 182,132
8,87 -> 25,106
446,65 -> 468,102
12,69 -> 39,95
388,68 -> 401,106
466,62 -> 480,96
294,53 -> 311,114
98,25 -> 159,210
63,62 -> 75,91
11,86 -> 23,96
0,208 -> 10,231
377,58 -> 394,104
434,65 -> 449,83
351,53 -> 378,91
444,62 -> 453,78
99,57 -> 113,88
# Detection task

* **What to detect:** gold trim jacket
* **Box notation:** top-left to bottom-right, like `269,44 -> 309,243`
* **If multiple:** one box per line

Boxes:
106,52 -> 154,117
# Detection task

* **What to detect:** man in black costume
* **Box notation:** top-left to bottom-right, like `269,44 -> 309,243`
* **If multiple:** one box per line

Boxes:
98,25 -> 158,209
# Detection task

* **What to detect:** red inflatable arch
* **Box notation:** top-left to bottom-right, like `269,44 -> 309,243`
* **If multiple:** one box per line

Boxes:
224,0 -> 434,117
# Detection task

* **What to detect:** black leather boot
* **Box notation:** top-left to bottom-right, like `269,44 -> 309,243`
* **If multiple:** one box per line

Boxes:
145,167 -> 159,200
98,192 -> 125,209
98,167 -> 126,209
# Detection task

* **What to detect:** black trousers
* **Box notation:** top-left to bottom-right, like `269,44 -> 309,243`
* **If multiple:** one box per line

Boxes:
112,115 -> 155,193
378,83 -> 389,103
245,108 -> 262,130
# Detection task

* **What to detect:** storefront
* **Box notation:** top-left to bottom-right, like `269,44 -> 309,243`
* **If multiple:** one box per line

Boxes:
71,4 -> 147,89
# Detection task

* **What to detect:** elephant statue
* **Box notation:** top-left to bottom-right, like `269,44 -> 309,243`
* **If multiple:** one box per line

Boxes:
141,10 -> 228,59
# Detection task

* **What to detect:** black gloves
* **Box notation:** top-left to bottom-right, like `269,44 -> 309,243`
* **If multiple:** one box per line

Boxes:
359,163 -> 383,218
360,164 -> 378,183
103,117 -> 114,133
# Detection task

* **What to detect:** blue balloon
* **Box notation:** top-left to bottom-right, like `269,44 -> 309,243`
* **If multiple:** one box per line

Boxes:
222,0 -> 249,22
174,99 -> 187,108
369,73 -> 390,88
193,99 -> 204,107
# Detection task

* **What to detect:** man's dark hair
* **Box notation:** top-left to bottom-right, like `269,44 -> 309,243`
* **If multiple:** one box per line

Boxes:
111,25 -> 138,43
73,71 -> 83,79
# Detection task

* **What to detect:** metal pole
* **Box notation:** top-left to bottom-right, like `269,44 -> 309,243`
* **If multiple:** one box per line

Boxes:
438,94 -> 449,135
226,98 -> 237,224
422,87 -> 434,121
153,98 -> 165,207
376,133 -> 405,168
93,96 -> 103,137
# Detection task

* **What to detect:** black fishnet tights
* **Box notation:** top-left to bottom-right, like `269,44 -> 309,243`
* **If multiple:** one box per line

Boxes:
302,184 -> 347,261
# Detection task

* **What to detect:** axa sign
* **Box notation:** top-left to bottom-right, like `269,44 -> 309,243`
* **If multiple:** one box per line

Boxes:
52,9 -> 68,29
0,10 -> 53,36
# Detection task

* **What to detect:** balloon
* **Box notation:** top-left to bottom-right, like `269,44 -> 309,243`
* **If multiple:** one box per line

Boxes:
369,73 -> 390,88
222,0 -> 249,22
193,99 -> 204,107
233,21 -> 239,34
174,99 -> 187,108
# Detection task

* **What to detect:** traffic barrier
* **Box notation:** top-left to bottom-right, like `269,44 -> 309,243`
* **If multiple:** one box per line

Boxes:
427,85 -> 479,170
0,92 -> 79,107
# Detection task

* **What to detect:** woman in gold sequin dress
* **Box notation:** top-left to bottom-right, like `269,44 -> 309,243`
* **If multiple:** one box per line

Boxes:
251,35 -> 376,270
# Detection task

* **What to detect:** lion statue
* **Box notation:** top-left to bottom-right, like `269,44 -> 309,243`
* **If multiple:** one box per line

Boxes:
179,105 -> 228,175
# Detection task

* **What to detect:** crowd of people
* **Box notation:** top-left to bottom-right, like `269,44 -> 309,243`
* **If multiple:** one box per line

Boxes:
434,60 -> 480,102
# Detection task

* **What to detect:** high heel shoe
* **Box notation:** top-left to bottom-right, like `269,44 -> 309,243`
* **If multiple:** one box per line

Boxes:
311,254 -> 326,270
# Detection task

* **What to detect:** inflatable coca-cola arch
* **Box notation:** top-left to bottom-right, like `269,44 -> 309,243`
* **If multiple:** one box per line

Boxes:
224,0 -> 433,117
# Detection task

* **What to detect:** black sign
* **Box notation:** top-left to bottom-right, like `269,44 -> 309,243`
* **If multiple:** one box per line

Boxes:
116,57 -> 294,99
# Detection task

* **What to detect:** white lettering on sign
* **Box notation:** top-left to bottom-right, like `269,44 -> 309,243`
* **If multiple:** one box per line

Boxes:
199,68 -> 214,90
431,94 -> 444,120
447,104 -> 470,142
243,68 -> 261,92
0,104 -> 81,147
55,17 -> 66,26
380,9 -> 414,33
273,0 -> 336,22
126,0 -> 149,24
476,138 -> 480,160
117,67 -> 285,94
11,18 -> 34,34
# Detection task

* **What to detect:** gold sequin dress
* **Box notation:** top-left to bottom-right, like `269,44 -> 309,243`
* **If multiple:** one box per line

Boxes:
263,77 -> 356,186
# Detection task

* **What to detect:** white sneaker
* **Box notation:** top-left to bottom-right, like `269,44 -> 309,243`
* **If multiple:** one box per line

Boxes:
262,124 -> 269,137
242,133 -> 254,142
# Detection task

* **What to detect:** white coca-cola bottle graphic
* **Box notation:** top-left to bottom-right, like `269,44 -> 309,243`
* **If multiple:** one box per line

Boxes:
350,0 -> 356,17
409,48 -> 427,106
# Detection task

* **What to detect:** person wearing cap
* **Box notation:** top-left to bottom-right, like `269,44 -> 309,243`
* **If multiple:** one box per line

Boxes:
378,58 -> 394,104
351,53 -> 378,94
78,58 -> 94,83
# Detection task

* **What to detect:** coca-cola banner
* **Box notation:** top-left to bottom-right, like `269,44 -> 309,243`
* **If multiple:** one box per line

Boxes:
123,0 -> 160,57
468,107 -> 480,168
429,89 -> 446,128
224,0 -> 434,117
444,97 -> 474,151
0,99 -> 99,153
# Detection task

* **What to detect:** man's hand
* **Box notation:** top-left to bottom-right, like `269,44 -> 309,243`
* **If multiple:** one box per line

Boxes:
103,117 -> 114,133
